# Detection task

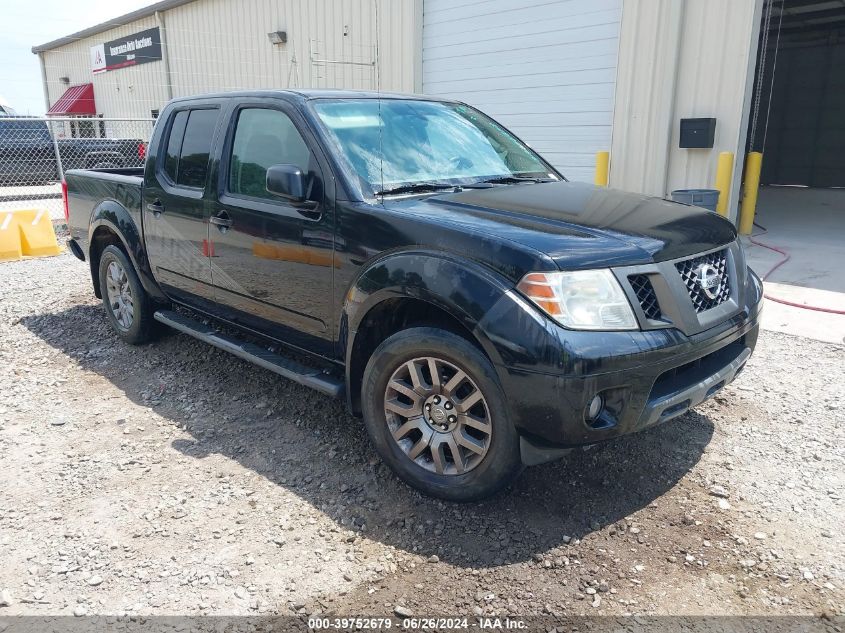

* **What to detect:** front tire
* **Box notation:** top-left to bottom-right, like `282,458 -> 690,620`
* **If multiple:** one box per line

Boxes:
98,245 -> 156,345
361,327 -> 522,501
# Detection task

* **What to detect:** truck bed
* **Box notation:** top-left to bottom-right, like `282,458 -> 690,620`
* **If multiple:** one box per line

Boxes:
74,166 -> 145,179
65,168 -> 145,258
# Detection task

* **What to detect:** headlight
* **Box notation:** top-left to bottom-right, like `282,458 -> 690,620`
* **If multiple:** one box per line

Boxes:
516,269 -> 638,330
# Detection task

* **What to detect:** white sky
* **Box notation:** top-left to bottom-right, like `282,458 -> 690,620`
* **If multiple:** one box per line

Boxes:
0,0 -> 154,115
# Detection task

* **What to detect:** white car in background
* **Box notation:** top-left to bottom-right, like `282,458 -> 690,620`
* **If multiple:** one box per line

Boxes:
0,96 -> 18,115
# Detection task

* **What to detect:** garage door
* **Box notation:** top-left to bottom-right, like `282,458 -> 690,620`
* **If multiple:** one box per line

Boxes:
422,0 -> 622,183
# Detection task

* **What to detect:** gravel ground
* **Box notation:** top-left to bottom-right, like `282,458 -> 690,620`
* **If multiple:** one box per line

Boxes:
0,250 -> 843,620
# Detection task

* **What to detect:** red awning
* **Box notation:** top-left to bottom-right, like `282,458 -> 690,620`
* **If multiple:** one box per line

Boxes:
47,84 -> 96,115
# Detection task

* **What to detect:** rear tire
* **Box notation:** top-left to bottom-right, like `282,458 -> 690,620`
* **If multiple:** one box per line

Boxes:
98,245 -> 156,345
361,327 -> 523,501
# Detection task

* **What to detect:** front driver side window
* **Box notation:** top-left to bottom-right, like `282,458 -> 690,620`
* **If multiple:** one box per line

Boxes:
228,108 -> 313,200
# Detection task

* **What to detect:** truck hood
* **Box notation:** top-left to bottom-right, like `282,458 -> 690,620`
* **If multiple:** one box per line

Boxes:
411,180 -> 737,269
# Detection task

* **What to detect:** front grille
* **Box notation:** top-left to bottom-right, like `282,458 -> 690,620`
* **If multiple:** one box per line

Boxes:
628,274 -> 662,320
676,249 -> 731,313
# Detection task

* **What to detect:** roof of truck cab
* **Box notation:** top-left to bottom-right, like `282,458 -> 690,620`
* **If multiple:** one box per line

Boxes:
167,89 -> 453,103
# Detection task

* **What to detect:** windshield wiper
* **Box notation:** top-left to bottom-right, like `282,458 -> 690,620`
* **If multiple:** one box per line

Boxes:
479,176 -> 555,185
374,183 -> 458,196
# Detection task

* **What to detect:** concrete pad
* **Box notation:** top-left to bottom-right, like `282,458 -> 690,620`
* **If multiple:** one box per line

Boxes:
759,282 -> 845,344
747,187 -> 845,293
742,186 -> 845,343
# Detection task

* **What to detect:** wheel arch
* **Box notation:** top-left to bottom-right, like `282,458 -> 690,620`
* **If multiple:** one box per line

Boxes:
87,200 -> 164,301
343,250 -> 513,415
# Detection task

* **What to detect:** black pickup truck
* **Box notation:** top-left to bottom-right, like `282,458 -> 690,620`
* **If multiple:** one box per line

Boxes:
0,117 -> 145,185
65,90 -> 762,501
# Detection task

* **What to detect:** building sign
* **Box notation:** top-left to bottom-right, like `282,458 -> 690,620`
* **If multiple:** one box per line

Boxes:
90,27 -> 162,74
90,44 -> 107,73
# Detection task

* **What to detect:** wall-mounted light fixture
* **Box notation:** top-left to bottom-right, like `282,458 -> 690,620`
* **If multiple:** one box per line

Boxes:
59,76 -> 70,85
267,31 -> 287,45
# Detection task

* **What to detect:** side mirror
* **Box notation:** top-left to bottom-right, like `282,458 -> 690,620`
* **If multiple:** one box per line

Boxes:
266,164 -> 307,202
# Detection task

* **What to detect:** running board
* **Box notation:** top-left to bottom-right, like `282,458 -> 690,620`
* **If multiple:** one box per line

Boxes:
153,309 -> 344,398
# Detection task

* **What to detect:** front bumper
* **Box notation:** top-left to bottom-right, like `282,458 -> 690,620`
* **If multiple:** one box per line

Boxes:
639,345 -> 750,429
479,268 -> 763,463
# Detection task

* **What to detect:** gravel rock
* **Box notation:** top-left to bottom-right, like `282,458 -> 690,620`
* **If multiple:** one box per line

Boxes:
0,253 -> 842,618
709,485 -> 730,498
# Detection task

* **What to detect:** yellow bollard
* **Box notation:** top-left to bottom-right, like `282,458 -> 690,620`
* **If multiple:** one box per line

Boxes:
739,152 -> 763,235
594,151 -> 610,187
0,211 -> 23,262
714,151 -> 734,217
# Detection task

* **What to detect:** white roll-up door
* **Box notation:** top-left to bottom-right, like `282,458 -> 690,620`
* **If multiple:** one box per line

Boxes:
422,0 -> 622,182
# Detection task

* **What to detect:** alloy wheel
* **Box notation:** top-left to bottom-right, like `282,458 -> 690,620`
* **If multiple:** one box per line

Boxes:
105,260 -> 134,330
384,356 -> 492,475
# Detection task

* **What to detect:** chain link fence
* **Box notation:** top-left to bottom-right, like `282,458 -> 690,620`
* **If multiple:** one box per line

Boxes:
0,117 -> 155,221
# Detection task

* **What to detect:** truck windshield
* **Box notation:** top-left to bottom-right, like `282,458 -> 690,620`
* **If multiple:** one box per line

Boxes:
312,99 -> 559,195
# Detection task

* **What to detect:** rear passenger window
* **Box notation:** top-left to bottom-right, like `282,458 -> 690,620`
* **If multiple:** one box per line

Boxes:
163,110 -> 188,183
178,109 -> 218,188
161,108 -> 218,188
228,108 -> 313,200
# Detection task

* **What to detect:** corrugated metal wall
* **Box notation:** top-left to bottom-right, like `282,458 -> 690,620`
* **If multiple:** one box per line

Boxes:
165,0 -> 417,97
42,0 -> 763,214
610,0 -> 763,218
41,0 -> 417,121
421,0 -> 623,183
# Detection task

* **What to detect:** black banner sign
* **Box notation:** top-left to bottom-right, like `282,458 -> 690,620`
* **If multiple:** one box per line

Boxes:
91,27 -> 162,74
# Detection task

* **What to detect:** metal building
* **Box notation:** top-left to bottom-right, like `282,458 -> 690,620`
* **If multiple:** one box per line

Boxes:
32,0 -> 845,227
32,0 -> 418,121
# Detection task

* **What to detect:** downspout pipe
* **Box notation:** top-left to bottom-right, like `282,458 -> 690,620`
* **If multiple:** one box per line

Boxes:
38,52 -> 50,113
37,51 -> 64,178
661,0 -> 686,198
412,0 -> 424,93
156,10 -> 174,102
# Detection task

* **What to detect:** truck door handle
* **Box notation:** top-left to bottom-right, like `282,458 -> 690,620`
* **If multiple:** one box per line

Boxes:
210,211 -> 233,231
294,200 -> 321,220
146,200 -> 164,217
